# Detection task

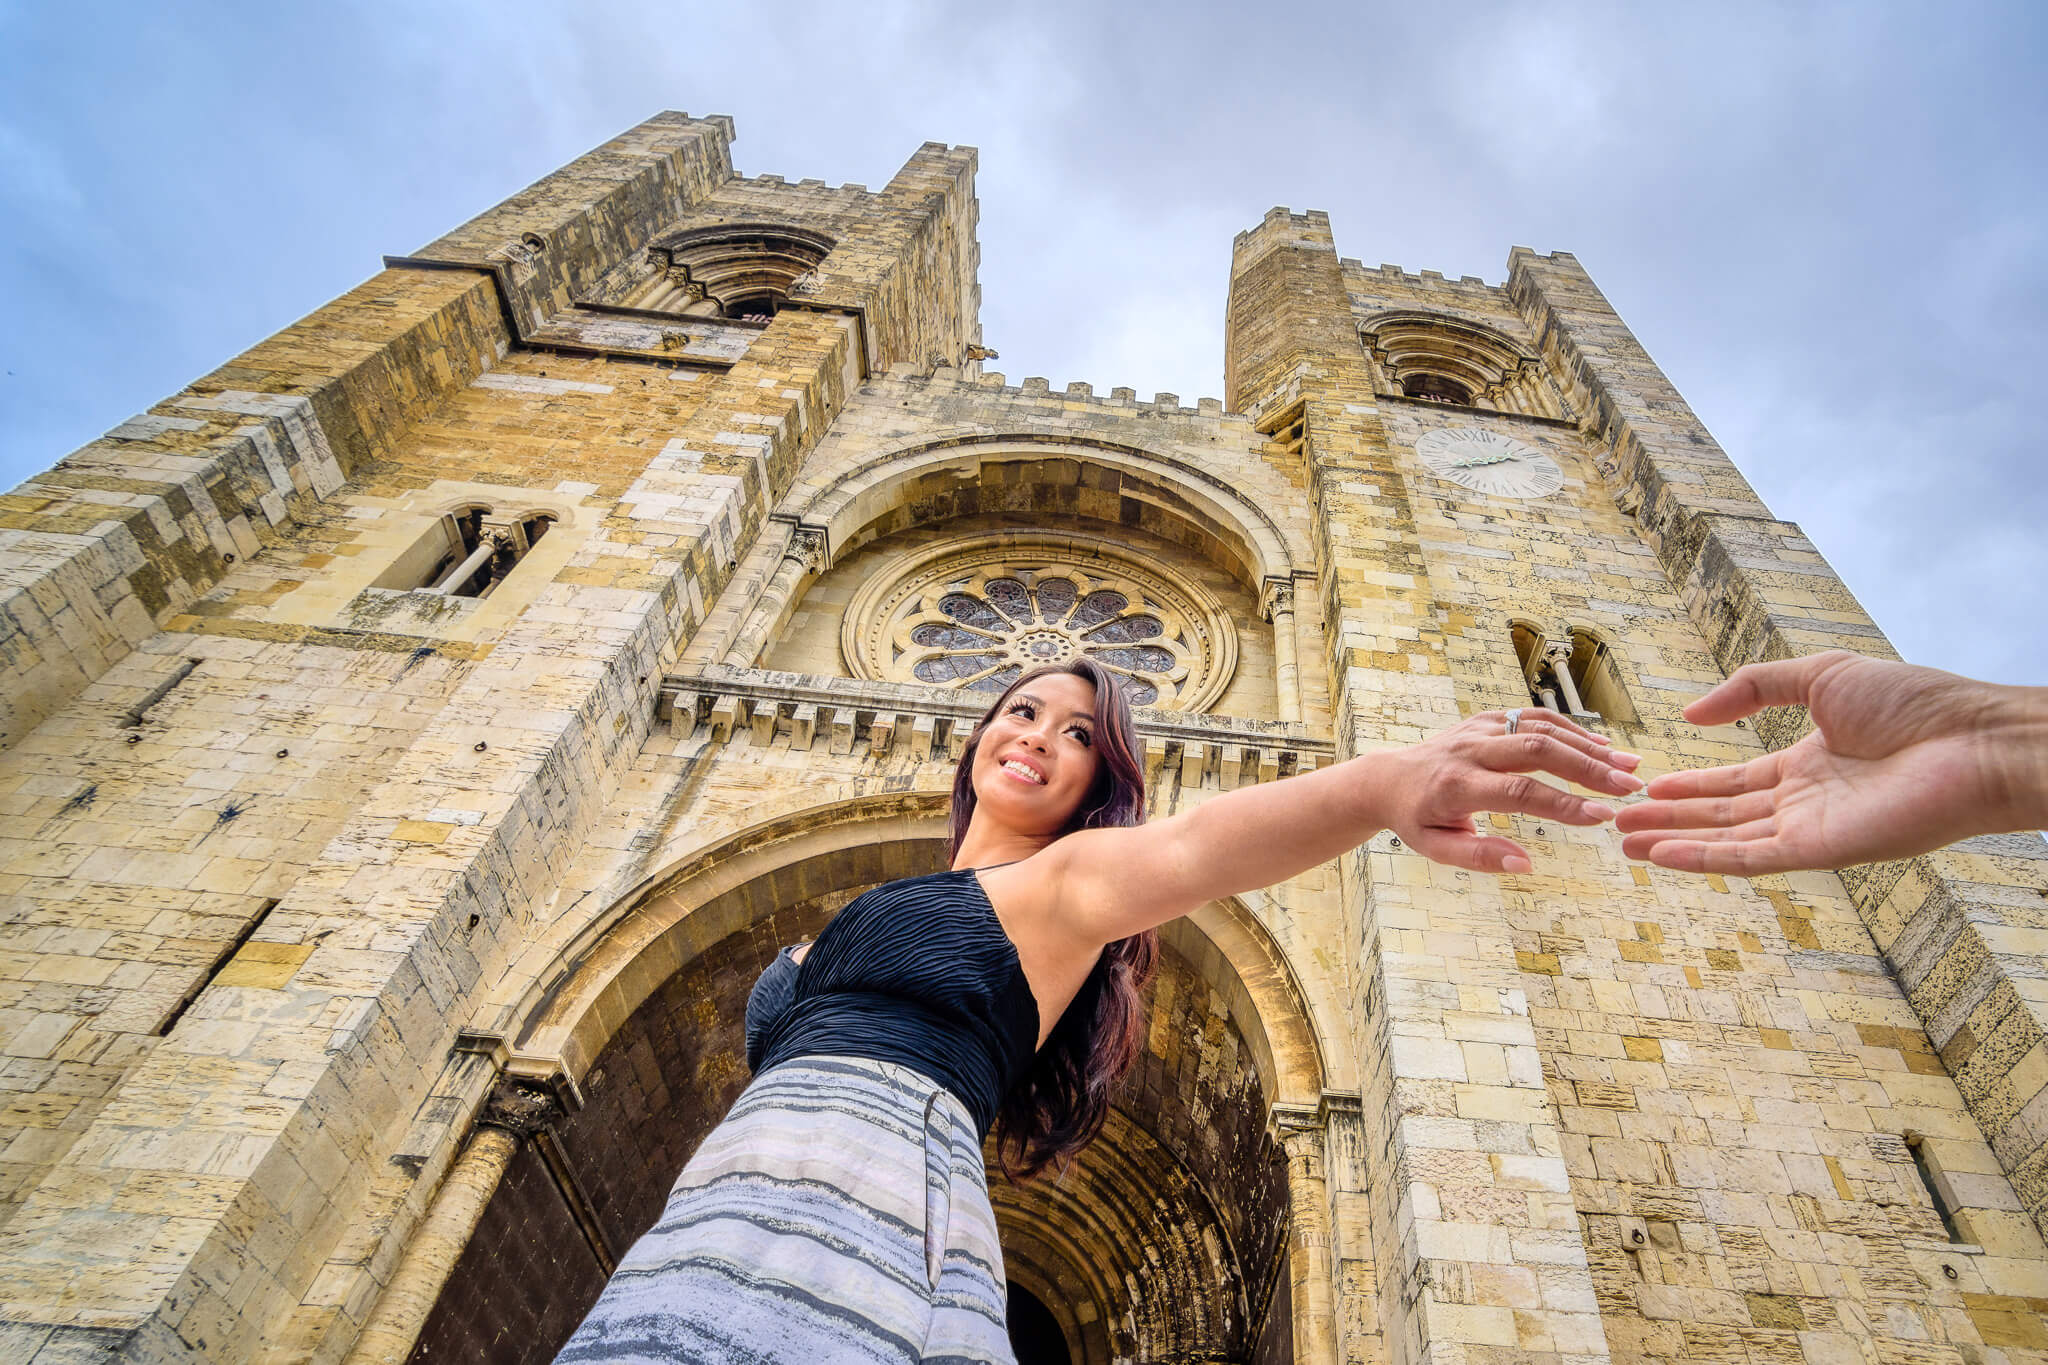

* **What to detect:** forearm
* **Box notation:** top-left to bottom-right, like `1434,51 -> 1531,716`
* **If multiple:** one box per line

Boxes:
1060,708 -> 1629,940
1160,749 -> 1401,904
1988,684 -> 2048,830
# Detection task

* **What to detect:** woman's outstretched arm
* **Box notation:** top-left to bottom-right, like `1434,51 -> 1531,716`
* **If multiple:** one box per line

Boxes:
1044,708 -> 1642,944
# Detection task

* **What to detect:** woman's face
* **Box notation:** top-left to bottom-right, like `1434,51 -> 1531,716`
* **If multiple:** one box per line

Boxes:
969,672 -> 1103,839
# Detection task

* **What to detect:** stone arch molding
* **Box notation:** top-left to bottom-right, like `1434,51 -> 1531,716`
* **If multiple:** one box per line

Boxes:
461,792 -> 1329,1365
790,432 -> 1304,589
1358,309 -> 1568,419
507,789 -> 1327,1109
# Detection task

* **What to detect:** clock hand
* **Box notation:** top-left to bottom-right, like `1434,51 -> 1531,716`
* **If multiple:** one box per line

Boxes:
1451,453 -> 1519,468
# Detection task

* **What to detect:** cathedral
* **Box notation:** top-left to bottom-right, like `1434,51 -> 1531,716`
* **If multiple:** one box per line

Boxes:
4,111 -> 2048,1365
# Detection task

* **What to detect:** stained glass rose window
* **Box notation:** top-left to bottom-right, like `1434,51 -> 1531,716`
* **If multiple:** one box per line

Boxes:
842,536 -> 1236,712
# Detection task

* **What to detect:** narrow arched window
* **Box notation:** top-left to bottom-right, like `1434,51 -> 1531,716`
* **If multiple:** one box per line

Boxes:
375,507 -> 557,598
1566,629 -> 1639,727
1509,622 -> 1637,726
622,225 -> 835,321
373,504 -> 488,594
1362,311 -> 1569,419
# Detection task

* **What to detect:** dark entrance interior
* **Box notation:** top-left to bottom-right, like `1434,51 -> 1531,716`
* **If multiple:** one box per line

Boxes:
1007,1281 -> 1071,1364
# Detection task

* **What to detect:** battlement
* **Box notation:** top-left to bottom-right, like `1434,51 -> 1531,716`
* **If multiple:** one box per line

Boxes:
726,141 -> 976,205
901,142 -> 981,184
733,173 -> 876,201
1341,258 -> 1500,293
1231,206 -> 1336,253
1507,246 -> 1583,269
872,361 -> 1244,423
649,110 -> 737,141
1264,206 -> 1332,228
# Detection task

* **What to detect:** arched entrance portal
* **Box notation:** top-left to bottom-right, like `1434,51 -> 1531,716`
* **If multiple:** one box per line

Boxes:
405,810 -> 1325,1364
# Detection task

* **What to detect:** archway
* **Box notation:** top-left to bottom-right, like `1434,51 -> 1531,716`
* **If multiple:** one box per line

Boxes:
1356,309 -> 1567,419
715,431 -> 1316,724
404,804 -> 1327,1364
795,432 -> 1299,590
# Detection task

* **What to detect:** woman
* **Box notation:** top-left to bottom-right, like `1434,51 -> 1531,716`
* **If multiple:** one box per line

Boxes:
558,658 -> 1640,1364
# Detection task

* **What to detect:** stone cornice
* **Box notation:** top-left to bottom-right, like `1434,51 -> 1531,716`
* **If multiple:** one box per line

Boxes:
660,664 -> 1335,788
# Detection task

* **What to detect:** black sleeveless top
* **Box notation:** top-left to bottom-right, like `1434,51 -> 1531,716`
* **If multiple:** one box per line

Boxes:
744,866 -> 1042,1138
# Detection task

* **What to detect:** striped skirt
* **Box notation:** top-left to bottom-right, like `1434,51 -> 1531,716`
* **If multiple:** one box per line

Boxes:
555,1055 -> 1015,1364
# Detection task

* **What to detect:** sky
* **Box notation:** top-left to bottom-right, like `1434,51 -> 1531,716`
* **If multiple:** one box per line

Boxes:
3,1 -> 2043,684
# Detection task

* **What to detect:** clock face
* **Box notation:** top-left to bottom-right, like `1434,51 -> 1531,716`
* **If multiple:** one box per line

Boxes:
1415,428 -> 1564,500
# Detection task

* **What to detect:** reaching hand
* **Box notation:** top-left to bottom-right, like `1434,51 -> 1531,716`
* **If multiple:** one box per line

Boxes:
1378,708 -> 1644,874
1616,651 -> 2048,875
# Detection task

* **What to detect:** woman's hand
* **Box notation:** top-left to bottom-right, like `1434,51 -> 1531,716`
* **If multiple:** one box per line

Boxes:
1041,705 -> 1643,946
1374,708 -> 1644,874
1615,651 -> 2048,874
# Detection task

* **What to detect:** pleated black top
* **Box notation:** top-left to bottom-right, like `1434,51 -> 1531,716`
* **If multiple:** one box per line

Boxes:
744,866 -> 1040,1138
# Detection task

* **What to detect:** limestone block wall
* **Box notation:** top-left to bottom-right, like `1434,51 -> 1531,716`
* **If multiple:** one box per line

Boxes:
1510,250 -> 2048,1301
0,637 -> 470,1224
0,113 -> 989,1364
1232,206 -> 1522,1365
1370,351 -> 2048,1364
789,142 -> 984,372
1228,207 -> 2048,1365
0,268 -> 506,752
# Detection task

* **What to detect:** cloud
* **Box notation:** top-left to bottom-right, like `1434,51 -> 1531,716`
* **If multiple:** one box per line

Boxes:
2,0 -> 2041,685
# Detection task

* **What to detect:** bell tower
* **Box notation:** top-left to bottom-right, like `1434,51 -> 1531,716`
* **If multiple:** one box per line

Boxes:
2,111 -> 2047,1365
1223,198 -> 2048,1365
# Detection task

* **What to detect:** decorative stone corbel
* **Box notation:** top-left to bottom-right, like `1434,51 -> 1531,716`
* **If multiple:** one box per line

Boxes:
787,524 -> 829,575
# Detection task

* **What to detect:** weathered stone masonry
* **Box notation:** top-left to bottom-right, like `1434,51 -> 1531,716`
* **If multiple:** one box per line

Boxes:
1,111 -> 2045,1365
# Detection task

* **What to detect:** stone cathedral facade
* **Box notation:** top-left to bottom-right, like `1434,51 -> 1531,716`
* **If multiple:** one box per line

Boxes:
3,111 -> 2048,1365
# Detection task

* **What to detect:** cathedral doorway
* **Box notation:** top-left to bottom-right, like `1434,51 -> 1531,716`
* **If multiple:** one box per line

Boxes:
403,807 -> 1323,1364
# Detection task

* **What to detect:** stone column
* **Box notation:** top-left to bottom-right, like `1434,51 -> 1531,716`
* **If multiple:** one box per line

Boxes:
1271,1102 -> 1339,1362
722,524 -> 828,667
1317,1094 -> 1383,1365
1262,576 -> 1302,724
1544,641 -> 1590,717
343,1083 -> 561,1365
426,532 -> 506,595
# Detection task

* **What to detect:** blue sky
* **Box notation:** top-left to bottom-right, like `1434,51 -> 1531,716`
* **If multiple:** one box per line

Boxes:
3,2 -> 2043,683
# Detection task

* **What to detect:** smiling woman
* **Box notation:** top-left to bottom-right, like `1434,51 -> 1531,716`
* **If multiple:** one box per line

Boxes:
554,657 -> 1640,1364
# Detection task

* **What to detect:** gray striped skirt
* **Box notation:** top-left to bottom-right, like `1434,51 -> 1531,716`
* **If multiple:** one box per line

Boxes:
555,1055 -> 1015,1364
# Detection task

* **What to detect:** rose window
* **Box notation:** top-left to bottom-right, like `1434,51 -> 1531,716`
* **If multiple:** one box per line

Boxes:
842,535 -> 1236,712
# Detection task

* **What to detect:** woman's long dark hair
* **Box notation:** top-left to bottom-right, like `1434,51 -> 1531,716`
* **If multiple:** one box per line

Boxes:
949,658 -> 1157,1180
